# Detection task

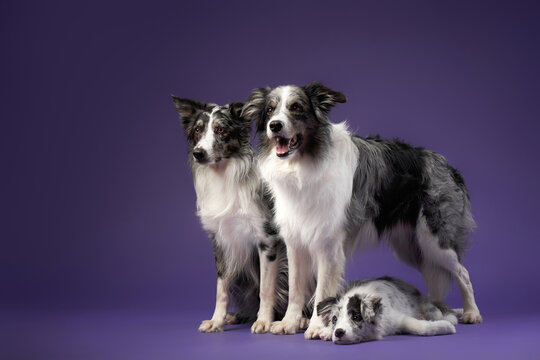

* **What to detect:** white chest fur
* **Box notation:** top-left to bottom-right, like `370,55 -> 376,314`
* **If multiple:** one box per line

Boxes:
260,123 -> 359,249
194,160 -> 264,269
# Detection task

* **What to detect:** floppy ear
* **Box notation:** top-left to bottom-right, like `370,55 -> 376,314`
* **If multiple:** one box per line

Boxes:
316,297 -> 338,326
241,87 -> 270,132
171,95 -> 213,134
360,296 -> 382,324
229,102 -> 245,120
303,82 -> 346,117
228,101 -> 251,135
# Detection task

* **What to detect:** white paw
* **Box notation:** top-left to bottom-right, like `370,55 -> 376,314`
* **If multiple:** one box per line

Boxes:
251,318 -> 272,334
198,319 -> 224,333
304,323 -> 324,340
270,319 -> 299,335
444,313 -> 459,325
319,326 -> 333,341
461,311 -> 483,324
427,320 -> 455,335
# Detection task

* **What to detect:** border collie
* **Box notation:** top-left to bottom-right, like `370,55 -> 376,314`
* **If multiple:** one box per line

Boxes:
242,82 -> 482,340
317,277 -> 459,344
171,97 -> 288,333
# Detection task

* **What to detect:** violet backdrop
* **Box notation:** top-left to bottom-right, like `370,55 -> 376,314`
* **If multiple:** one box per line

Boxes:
2,1 -> 540,359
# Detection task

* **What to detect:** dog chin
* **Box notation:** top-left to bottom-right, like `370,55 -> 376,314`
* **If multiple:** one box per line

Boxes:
333,338 -> 356,345
194,157 -> 224,166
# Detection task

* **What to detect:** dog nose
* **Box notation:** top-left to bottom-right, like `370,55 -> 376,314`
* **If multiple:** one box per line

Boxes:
193,149 -> 207,161
334,328 -> 345,338
269,121 -> 283,133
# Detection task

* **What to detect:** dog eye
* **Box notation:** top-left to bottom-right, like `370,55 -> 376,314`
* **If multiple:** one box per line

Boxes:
332,316 -> 337,324
194,126 -> 202,135
266,107 -> 274,115
352,314 -> 362,322
216,127 -> 224,134
291,103 -> 302,112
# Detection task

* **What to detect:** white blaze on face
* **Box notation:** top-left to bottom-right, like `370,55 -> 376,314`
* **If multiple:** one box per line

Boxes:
266,86 -> 293,139
195,107 -> 219,158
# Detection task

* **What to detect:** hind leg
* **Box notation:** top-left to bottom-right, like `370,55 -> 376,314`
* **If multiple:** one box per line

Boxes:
417,217 -> 482,324
400,316 -> 456,336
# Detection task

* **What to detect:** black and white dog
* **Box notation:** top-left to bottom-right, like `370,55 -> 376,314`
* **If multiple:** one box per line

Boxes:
317,277 -> 460,344
172,97 -> 288,333
242,82 -> 482,340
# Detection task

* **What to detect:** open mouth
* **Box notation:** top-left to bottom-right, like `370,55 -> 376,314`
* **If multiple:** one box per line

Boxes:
275,134 -> 302,158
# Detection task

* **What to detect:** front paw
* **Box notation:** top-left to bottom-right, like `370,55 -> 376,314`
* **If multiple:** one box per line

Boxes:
319,326 -> 333,341
304,323 -> 324,340
199,319 -> 224,333
251,318 -> 272,334
270,319 -> 299,335
461,311 -> 483,324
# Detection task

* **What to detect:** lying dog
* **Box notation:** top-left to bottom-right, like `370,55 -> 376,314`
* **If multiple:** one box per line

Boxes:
172,97 -> 288,333
242,82 -> 482,339
317,277 -> 459,344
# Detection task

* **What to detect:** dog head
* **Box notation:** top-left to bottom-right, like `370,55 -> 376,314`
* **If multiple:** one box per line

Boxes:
172,96 -> 248,166
242,82 -> 346,159
317,293 -> 382,344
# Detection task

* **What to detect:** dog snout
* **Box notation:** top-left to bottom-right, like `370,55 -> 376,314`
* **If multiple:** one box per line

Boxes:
193,148 -> 207,162
334,328 -> 345,338
269,120 -> 283,133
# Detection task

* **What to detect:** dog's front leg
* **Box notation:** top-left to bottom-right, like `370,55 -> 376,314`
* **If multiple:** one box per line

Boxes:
270,245 -> 310,335
199,276 -> 231,332
252,242 -> 278,333
305,242 -> 345,340
199,236 -> 230,333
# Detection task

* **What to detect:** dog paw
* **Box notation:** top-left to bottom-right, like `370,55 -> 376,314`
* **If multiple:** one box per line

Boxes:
304,323 -> 324,340
318,326 -> 333,341
444,313 -> 459,325
461,311 -> 483,324
270,320 -> 298,335
437,320 -> 456,335
199,319 -> 224,333
251,319 -> 272,334
299,317 -> 310,330
225,313 -> 239,325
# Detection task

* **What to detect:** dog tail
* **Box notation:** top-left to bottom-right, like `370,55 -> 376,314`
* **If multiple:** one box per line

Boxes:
422,265 -> 452,301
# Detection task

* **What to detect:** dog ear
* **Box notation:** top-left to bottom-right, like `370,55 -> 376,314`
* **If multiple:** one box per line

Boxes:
360,296 -> 382,324
229,102 -> 245,120
229,101 -> 251,135
242,87 -> 270,132
171,95 -> 214,134
303,82 -> 346,117
317,297 -> 338,326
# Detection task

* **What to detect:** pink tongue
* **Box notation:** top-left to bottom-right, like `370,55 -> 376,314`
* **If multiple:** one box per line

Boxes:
276,140 -> 289,155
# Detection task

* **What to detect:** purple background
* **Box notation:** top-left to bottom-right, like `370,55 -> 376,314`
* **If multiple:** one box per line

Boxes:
2,0 -> 540,359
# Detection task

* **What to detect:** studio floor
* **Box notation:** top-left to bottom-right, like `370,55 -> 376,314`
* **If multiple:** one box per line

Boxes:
3,307 -> 539,360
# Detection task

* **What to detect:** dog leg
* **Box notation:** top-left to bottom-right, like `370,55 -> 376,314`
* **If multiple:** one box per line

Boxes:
270,245 -> 310,335
400,316 -> 456,336
252,245 -> 278,334
199,276 -> 230,332
305,242 -> 345,340
416,218 -> 482,324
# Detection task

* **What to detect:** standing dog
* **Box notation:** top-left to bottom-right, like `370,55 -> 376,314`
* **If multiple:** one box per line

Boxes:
317,277 -> 459,344
242,82 -> 482,340
172,97 -> 288,333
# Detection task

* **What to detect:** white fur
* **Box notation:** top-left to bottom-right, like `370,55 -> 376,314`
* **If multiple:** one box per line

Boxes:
195,155 -> 281,333
331,281 -> 456,344
263,121 -> 359,338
